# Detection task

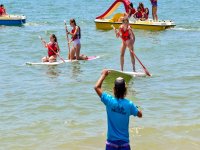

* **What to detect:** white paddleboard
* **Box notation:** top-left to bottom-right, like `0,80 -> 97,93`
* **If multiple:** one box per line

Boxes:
26,56 -> 100,66
108,69 -> 147,77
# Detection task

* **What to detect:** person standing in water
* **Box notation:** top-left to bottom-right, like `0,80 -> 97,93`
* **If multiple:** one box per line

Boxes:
150,0 -> 158,21
94,69 -> 142,150
41,34 -> 60,63
113,17 -> 136,72
66,19 -> 87,60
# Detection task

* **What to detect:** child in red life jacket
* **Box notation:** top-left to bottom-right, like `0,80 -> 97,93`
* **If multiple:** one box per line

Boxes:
113,18 -> 136,72
135,7 -> 143,19
0,4 -> 6,16
41,34 -> 60,63
128,2 -> 137,18
144,8 -> 149,20
141,8 -> 149,21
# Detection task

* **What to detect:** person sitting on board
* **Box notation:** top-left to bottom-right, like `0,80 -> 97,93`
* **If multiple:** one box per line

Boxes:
66,19 -> 88,60
0,4 -> 6,16
114,17 -> 136,72
41,34 -> 60,63
94,69 -> 142,150
135,7 -> 143,20
141,8 -> 149,21
128,2 -> 137,19
150,0 -> 158,21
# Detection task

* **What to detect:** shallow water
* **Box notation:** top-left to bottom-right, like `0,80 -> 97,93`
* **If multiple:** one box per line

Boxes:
0,0 -> 200,150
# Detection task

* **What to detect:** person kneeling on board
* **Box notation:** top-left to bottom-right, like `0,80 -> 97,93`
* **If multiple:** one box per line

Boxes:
0,4 -> 7,16
94,69 -> 142,150
41,34 -> 60,63
113,17 -> 136,72
66,19 -> 87,60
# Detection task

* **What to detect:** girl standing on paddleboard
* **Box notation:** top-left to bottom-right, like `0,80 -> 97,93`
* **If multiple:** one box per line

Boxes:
41,34 -> 60,63
66,19 -> 87,60
114,17 -> 136,72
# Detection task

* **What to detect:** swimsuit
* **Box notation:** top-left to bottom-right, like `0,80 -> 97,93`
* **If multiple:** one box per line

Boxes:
120,26 -> 131,41
71,26 -> 81,47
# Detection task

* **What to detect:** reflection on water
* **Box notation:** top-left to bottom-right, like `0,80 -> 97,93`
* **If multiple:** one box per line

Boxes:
46,66 -> 61,78
70,62 -> 82,80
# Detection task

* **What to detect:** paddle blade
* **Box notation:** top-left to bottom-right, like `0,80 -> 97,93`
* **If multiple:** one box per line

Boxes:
133,53 -> 151,76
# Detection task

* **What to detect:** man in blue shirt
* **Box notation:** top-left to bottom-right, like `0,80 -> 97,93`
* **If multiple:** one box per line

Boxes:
94,69 -> 142,150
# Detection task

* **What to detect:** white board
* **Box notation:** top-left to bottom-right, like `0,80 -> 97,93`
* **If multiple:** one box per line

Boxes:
26,60 -> 77,66
108,69 -> 147,77
26,56 -> 100,66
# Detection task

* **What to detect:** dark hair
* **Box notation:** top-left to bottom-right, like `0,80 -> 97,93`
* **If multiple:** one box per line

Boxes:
114,78 -> 127,99
129,2 -> 133,9
139,2 -> 144,9
70,18 -> 77,26
0,4 -> 3,7
114,86 -> 127,99
51,34 -> 57,42
70,18 -> 81,39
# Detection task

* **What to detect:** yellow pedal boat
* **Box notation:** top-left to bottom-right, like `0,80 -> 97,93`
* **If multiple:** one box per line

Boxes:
95,0 -> 176,31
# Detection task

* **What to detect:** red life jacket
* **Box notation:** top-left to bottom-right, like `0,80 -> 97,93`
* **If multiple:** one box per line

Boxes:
71,26 -> 81,41
136,11 -> 142,19
0,8 -> 3,15
120,26 -> 131,41
47,42 -> 58,57
131,8 -> 136,15
144,13 -> 148,20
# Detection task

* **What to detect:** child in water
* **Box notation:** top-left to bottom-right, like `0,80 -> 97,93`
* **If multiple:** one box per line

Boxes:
94,69 -> 142,150
41,34 -> 60,63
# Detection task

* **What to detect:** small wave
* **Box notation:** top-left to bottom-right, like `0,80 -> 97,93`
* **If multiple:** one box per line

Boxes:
24,22 -> 41,27
172,27 -> 200,32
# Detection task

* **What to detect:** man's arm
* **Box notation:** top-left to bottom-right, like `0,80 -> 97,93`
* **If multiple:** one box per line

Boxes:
94,69 -> 110,97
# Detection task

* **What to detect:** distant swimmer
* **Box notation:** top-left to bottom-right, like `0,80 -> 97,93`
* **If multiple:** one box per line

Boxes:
94,69 -> 142,150
0,4 -> 7,16
66,19 -> 87,60
150,0 -> 158,21
41,34 -> 60,63
113,18 -> 136,72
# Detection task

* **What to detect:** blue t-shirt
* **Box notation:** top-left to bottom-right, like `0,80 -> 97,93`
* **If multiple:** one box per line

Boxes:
101,92 -> 139,143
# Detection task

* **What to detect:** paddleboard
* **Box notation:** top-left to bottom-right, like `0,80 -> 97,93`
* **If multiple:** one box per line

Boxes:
26,56 -> 100,66
108,69 -> 147,77
63,56 -> 100,62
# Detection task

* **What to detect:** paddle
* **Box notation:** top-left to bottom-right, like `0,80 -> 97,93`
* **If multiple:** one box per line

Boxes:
111,25 -> 151,76
38,36 -> 66,63
64,20 -> 71,60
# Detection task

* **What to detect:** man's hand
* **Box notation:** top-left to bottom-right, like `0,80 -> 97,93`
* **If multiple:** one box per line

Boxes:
94,69 -> 110,97
101,69 -> 110,77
